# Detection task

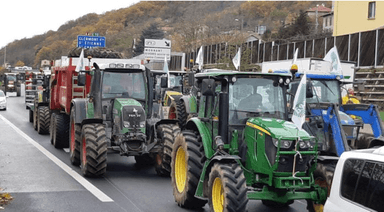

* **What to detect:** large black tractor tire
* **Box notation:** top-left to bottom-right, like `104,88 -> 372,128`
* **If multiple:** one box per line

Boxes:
29,109 -> 33,123
155,124 -> 180,176
171,130 -> 207,209
37,106 -> 50,134
169,100 -> 188,130
69,108 -> 81,166
307,162 -> 335,212
208,163 -> 248,212
356,133 -> 372,149
68,47 -> 123,58
135,154 -> 155,166
52,113 -> 70,149
80,123 -> 108,177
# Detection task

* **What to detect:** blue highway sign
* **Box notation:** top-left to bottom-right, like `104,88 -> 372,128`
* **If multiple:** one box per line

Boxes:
77,36 -> 106,48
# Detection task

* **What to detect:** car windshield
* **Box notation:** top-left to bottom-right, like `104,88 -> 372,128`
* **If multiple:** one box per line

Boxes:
307,80 -> 340,104
0,91 -> 4,97
229,77 -> 286,124
102,71 -> 146,100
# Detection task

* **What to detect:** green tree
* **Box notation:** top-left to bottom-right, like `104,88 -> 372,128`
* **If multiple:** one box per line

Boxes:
133,23 -> 164,56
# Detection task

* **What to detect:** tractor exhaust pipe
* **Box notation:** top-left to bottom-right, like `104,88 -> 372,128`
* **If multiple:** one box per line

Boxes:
218,92 -> 229,144
91,63 -> 103,119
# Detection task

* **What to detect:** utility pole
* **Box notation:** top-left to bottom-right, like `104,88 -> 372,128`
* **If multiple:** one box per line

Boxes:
315,4 -> 319,34
4,45 -> 6,67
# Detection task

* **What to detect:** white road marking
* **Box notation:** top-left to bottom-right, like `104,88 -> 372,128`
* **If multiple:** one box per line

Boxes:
297,200 -> 306,205
0,114 -> 114,202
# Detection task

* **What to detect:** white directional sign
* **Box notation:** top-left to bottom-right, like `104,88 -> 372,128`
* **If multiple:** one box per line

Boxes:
144,39 -> 171,61
145,39 -> 171,49
144,48 -> 171,60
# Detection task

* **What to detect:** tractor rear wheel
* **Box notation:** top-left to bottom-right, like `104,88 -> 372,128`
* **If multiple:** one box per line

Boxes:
69,108 -> 81,166
52,113 -> 70,149
171,130 -> 207,209
37,106 -> 50,134
80,123 -> 108,177
208,163 -> 248,212
29,109 -> 33,123
307,162 -> 335,212
155,124 -> 180,176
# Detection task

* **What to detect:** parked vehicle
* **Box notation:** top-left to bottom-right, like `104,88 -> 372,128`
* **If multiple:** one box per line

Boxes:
0,90 -> 7,110
170,70 -> 327,211
324,146 -> 384,212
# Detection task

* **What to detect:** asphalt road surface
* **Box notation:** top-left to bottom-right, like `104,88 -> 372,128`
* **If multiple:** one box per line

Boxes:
0,86 -> 308,212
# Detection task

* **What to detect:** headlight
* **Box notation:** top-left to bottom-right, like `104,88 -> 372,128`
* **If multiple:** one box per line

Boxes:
298,139 -> 314,150
123,121 -> 130,128
140,121 -> 145,128
272,138 -> 293,149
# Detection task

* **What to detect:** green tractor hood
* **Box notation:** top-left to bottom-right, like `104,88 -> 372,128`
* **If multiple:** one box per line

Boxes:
246,117 -> 311,140
113,98 -> 146,134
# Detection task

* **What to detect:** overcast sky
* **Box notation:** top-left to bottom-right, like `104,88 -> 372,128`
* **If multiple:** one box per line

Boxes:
0,0 -> 140,48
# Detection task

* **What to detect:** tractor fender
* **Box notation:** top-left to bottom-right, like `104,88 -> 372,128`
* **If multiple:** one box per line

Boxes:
154,119 -> 178,129
180,95 -> 197,114
368,136 -> 384,148
186,118 -> 215,158
71,99 -> 88,124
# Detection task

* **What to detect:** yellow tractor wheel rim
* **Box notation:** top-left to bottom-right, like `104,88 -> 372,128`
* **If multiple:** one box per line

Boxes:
175,147 -> 187,193
212,177 -> 224,212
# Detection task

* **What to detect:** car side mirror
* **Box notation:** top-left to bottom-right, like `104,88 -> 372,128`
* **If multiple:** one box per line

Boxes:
201,78 -> 216,96
160,77 -> 168,88
78,71 -> 86,86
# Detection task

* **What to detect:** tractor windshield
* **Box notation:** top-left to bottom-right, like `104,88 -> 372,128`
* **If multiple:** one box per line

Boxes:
229,77 -> 286,124
102,71 -> 146,100
306,80 -> 340,104
6,75 -> 16,81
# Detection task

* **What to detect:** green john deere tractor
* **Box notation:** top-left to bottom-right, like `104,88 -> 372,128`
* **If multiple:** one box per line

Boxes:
70,62 -> 179,177
170,70 -> 327,211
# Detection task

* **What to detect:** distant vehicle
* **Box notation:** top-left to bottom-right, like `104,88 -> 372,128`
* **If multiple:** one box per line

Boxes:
324,146 -> 384,212
0,90 -> 7,110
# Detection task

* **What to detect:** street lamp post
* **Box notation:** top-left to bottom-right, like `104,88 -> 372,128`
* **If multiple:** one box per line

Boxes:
235,18 -> 243,31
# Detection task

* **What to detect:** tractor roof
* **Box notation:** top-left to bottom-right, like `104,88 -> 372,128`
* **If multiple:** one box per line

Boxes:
195,69 -> 291,79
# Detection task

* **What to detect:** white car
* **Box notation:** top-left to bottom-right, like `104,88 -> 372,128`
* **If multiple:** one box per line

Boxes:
324,146 -> 384,212
0,90 -> 6,110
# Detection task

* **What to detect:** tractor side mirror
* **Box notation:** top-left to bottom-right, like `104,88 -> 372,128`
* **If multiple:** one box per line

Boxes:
201,78 -> 216,96
306,81 -> 314,98
160,77 -> 168,88
188,72 -> 195,87
78,72 -> 86,86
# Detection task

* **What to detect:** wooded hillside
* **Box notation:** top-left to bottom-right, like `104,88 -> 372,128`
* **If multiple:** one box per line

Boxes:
0,1 -> 330,68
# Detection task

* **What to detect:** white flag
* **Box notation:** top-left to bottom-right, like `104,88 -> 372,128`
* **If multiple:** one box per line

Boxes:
75,49 -> 85,72
324,46 -> 342,75
292,72 -> 307,131
292,48 -> 298,65
163,56 -> 171,88
196,46 -> 204,70
232,48 -> 241,70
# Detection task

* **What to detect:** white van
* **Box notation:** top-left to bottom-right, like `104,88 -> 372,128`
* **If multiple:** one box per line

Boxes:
324,146 -> 384,212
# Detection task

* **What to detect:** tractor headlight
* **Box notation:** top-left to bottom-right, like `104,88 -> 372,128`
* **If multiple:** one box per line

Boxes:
123,121 -> 130,128
298,139 -> 314,150
140,121 -> 145,128
272,138 -> 293,149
